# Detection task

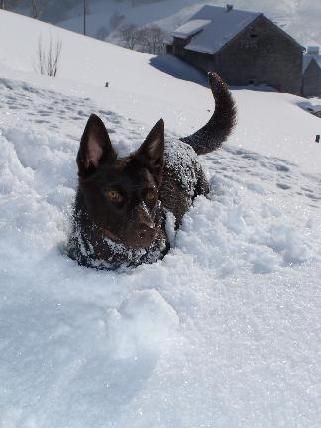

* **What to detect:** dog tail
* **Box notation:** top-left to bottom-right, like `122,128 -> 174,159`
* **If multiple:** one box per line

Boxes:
180,72 -> 236,155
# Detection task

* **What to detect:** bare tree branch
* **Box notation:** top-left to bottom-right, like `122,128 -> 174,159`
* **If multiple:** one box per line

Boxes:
143,26 -> 165,54
119,24 -> 140,50
37,36 -> 62,77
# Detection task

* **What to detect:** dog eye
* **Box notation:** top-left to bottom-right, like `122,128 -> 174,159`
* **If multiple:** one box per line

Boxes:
106,190 -> 123,203
145,190 -> 157,203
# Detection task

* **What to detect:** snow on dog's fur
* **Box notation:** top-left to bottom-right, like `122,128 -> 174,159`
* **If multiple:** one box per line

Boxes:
67,73 -> 236,269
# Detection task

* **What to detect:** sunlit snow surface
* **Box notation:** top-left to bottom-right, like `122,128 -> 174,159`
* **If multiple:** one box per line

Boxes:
1,75 -> 321,427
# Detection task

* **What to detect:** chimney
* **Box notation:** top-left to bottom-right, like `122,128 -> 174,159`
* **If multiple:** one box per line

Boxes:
226,4 -> 234,12
307,46 -> 320,55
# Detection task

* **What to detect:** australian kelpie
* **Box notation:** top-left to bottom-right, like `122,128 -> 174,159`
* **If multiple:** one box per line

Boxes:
67,72 -> 236,269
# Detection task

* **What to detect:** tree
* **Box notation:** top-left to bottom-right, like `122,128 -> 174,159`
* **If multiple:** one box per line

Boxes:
118,23 -> 165,54
132,25 -> 166,54
0,0 -> 20,11
37,36 -> 62,77
119,24 -> 140,50
31,0 -> 48,19
143,25 -> 165,54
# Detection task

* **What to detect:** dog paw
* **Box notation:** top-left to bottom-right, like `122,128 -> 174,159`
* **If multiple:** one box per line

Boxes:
105,290 -> 179,360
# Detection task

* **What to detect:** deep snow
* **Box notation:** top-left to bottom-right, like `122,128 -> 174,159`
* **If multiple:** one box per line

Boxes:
0,9 -> 321,428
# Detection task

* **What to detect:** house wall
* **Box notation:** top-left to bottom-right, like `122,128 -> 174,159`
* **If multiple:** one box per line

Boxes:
217,16 -> 302,94
168,34 -> 216,71
174,49 -> 215,71
170,15 -> 303,95
302,61 -> 321,97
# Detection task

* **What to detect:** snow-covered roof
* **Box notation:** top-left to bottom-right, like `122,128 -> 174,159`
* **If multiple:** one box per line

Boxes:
303,54 -> 321,73
306,46 -> 320,55
171,5 -> 261,55
172,19 -> 211,39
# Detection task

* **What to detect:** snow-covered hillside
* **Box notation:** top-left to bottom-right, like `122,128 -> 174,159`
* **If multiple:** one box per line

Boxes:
53,0 -> 321,50
11,0 -> 321,48
1,9 -> 321,428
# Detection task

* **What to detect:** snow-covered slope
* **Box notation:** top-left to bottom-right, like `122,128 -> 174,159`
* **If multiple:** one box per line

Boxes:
1,10 -> 320,172
1,9 -> 321,428
10,0 -> 321,48
51,0 -> 321,49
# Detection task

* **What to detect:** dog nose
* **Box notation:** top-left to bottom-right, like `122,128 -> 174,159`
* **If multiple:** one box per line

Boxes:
140,219 -> 155,230
137,208 -> 155,231
139,222 -> 154,233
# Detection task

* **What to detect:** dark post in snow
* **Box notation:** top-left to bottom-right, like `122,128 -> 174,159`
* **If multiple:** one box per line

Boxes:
83,0 -> 87,36
315,135 -> 320,143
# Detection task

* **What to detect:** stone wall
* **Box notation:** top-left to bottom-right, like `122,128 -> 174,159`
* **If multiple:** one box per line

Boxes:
169,15 -> 303,95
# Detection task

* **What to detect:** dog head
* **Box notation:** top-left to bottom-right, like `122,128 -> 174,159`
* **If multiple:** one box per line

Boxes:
76,114 -> 164,249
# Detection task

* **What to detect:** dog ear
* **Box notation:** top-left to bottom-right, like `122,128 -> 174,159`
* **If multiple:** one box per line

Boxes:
134,119 -> 164,183
77,114 -> 116,177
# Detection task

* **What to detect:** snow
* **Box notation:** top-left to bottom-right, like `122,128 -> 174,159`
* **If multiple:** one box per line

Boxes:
46,0 -> 321,51
55,0 -> 203,38
1,8 -> 321,428
172,19 -> 211,39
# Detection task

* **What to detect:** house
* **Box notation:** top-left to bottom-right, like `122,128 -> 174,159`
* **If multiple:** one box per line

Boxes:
302,47 -> 321,97
165,5 -> 304,95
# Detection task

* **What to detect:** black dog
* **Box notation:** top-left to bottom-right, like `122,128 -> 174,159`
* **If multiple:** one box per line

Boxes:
67,73 -> 236,269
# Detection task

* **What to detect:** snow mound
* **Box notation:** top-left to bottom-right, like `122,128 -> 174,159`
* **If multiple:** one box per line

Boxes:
106,289 -> 179,359
0,76 -> 321,427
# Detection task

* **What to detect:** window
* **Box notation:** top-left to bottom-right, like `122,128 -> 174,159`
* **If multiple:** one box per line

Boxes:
240,39 -> 258,49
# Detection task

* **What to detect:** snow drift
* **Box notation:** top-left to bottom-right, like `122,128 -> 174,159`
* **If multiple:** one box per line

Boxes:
0,9 -> 321,428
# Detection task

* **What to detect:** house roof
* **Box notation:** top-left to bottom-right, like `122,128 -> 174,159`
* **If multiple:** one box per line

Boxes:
172,19 -> 211,39
303,54 -> 321,73
170,5 -> 304,55
171,5 -> 261,55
